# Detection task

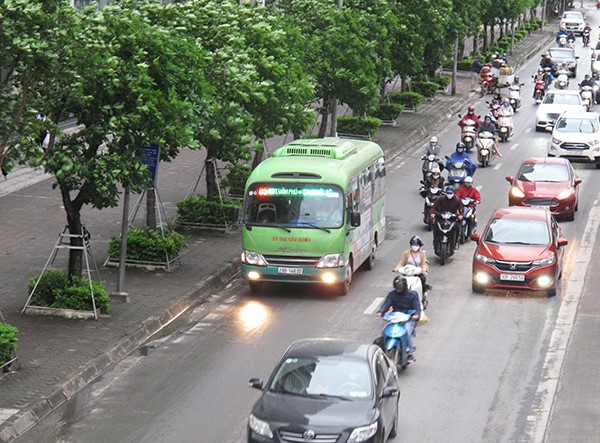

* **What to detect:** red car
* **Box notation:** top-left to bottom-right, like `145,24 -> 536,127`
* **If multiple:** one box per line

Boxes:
471,207 -> 568,296
505,157 -> 581,221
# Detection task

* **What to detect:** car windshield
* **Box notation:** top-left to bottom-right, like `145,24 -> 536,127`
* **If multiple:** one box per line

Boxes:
269,356 -> 372,399
484,217 -> 550,246
548,49 -> 574,60
243,183 -> 344,229
563,12 -> 583,20
555,117 -> 599,133
542,93 -> 581,105
517,163 -> 570,182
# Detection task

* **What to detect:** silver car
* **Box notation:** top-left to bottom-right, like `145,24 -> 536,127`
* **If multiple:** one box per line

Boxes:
548,111 -> 600,168
536,90 -> 585,132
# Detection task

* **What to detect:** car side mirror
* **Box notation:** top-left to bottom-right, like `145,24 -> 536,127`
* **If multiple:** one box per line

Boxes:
558,238 -> 568,248
505,175 -> 514,183
381,386 -> 399,398
576,56 -> 580,59
470,233 -> 480,243
249,378 -> 263,390
575,178 -> 582,185
349,211 -> 361,227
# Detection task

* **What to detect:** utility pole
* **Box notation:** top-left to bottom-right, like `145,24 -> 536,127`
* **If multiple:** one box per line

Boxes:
451,37 -> 458,96
329,0 -> 344,137
111,188 -> 130,303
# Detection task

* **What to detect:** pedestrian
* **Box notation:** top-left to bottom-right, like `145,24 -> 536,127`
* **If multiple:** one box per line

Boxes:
470,57 -> 484,92
1,167 -> 7,180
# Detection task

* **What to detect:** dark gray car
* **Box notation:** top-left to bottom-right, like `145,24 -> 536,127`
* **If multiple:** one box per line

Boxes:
543,47 -> 579,77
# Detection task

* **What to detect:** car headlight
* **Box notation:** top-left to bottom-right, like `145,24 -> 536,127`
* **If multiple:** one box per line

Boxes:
556,188 -> 574,200
475,253 -> 495,264
248,414 -> 273,439
316,253 -> 345,268
510,187 -> 525,198
551,137 -> 562,146
533,255 -> 555,266
241,250 -> 267,266
348,422 -> 378,443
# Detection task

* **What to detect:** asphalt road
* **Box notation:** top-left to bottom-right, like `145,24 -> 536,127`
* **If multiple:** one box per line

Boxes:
16,20 -> 600,443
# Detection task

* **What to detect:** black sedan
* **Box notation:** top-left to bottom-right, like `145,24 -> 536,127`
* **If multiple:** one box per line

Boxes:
248,338 -> 400,443
543,47 -> 578,77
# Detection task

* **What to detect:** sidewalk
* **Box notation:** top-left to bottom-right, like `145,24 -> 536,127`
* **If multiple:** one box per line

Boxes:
0,26 -> 556,442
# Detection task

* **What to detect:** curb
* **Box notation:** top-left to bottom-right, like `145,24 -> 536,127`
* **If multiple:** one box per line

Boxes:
0,259 -> 241,442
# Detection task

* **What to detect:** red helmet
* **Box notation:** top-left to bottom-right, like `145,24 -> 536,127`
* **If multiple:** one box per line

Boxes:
468,106 -> 475,113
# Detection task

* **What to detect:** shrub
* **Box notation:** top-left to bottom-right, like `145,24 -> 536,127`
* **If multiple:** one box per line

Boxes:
0,323 -> 18,366
222,163 -> 251,196
388,91 -> 424,110
28,271 -> 111,314
432,75 -> 451,89
336,116 -> 382,138
370,103 -> 405,121
108,227 -> 185,263
177,195 -> 242,226
457,59 -> 473,71
408,81 -> 439,98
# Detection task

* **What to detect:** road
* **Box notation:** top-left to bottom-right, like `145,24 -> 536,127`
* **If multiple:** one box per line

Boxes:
16,20 -> 600,443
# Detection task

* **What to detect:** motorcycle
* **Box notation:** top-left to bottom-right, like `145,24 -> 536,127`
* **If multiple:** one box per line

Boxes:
542,67 -> 553,89
394,265 -> 428,310
583,29 -> 591,47
377,311 -> 416,369
476,131 -> 496,167
480,70 -> 497,96
558,35 -> 567,48
433,211 -> 459,265
497,106 -> 514,142
533,77 -> 546,104
508,84 -> 522,112
460,197 -> 478,242
554,68 -> 570,90
445,158 -> 469,189
420,182 -> 442,231
459,118 -> 478,153
421,153 -> 444,181
486,100 -> 501,122
580,85 -> 594,111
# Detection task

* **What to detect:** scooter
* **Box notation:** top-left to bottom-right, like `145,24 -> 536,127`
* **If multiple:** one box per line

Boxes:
508,83 -> 522,112
497,106 -> 514,142
554,68 -> 570,90
476,131 -> 496,167
460,197 -> 478,242
583,29 -> 591,46
421,153 -> 444,181
445,159 -> 469,189
533,78 -> 546,104
480,70 -> 497,96
433,211 -> 459,265
420,182 -> 442,231
377,311 -> 416,369
394,265 -> 428,310
460,118 -> 478,153
580,85 -> 594,111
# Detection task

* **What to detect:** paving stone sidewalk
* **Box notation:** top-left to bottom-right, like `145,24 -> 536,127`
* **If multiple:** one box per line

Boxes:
0,26 -> 556,442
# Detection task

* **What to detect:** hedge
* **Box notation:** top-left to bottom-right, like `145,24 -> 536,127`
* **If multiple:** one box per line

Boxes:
108,227 -> 185,262
0,323 -> 18,367
408,81 -> 439,98
177,195 -> 242,225
432,75 -> 451,89
370,103 -> 405,121
388,91 -> 424,110
337,115 -> 382,137
28,270 -> 111,314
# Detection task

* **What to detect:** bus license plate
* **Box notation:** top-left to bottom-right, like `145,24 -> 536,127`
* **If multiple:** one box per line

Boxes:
500,274 -> 525,281
278,267 -> 303,275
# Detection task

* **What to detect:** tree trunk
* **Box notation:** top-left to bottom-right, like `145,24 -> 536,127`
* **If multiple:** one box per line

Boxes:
490,21 -> 495,46
482,24 -> 488,51
317,105 -> 328,138
205,151 -> 219,201
252,140 -> 265,169
146,189 -> 156,229
400,74 -> 407,92
60,184 -> 84,280
473,32 -> 479,55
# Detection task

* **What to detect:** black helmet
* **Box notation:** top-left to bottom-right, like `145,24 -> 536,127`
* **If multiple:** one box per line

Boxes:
393,275 -> 407,288
456,141 -> 466,151
410,235 -> 423,246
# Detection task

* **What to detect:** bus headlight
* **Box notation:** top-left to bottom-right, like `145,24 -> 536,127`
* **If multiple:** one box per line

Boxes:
317,253 -> 345,268
241,250 -> 267,266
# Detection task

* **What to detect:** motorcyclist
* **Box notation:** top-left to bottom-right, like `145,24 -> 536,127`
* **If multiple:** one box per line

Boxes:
376,276 -> 421,363
477,114 -> 502,158
419,166 -> 445,197
455,176 -> 481,231
446,142 -> 477,176
556,27 -> 568,45
511,75 -> 524,88
458,106 -> 481,129
393,235 -> 431,294
579,74 -> 596,103
426,136 -> 441,156
430,185 -> 464,250
566,31 -> 576,46
540,54 -> 555,77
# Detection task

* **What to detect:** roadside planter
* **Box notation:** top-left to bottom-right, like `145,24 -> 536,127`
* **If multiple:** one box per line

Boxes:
176,195 -> 241,232
0,322 -> 18,373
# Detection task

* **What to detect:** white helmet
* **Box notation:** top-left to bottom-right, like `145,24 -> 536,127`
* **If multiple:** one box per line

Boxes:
464,176 -> 473,185
430,136 -> 438,144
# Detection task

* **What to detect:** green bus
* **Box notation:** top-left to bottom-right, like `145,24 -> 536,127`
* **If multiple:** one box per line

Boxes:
240,138 -> 386,294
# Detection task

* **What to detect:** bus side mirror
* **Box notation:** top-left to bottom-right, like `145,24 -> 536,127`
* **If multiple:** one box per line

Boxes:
349,211 -> 361,227
229,205 -> 240,223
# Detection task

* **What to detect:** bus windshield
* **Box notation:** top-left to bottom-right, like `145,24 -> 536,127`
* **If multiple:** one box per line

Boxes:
244,183 -> 345,229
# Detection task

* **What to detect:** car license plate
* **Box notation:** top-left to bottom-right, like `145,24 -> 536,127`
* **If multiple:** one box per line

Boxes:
278,267 -> 303,275
500,273 -> 525,281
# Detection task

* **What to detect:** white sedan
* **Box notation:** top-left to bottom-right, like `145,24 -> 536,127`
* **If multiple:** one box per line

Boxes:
536,90 -> 586,132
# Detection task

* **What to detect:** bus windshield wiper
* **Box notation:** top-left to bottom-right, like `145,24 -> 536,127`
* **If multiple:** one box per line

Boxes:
293,221 -> 330,233
247,222 -> 291,232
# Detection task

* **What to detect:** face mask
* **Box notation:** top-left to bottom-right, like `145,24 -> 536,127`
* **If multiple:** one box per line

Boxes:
446,193 -> 454,199
457,148 -> 464,154
411,245 -> 420,251
432,174 -> 440,179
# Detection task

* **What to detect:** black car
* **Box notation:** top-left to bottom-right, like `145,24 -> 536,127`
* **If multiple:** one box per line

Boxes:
543,47 -> 579,77
248,339 -> 400,443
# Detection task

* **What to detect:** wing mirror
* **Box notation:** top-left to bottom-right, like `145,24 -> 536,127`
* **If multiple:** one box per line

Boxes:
249,378 -> 263,390
558,238 -> 568,248
349,211 -> 361,227
575,178 -> 582,185
382,386 -> 399,398
470,233 -> 480,243
505,175 -> 514,183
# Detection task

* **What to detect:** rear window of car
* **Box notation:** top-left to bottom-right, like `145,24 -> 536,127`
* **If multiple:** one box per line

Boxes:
548,49 -> 575,59
555,117 -> 599,133
484,218 -> 550,246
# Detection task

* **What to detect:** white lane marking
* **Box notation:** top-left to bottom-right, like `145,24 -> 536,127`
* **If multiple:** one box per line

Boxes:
493,163 -> 502,170
0,409 -> 19,426
364,297 -> 384,315
525,127 -> 532,133
527,197 -> 600,442
510,143 -> 518,151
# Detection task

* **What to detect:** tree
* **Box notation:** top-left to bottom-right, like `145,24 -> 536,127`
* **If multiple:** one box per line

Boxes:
1,0 -> 212,279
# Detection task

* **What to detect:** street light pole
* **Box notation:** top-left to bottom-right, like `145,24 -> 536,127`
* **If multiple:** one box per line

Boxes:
111,188 -> 130,303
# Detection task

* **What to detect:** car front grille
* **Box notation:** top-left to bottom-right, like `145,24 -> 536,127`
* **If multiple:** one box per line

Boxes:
279,430 -> 340,443
523,198 -> 558,207
494,260 -> 534,273
560,142 -> 588,150
263,255 -> 321,267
